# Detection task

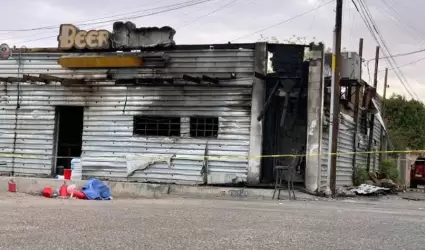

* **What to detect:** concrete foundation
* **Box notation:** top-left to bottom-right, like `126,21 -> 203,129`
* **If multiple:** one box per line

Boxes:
0,177 -> 314,200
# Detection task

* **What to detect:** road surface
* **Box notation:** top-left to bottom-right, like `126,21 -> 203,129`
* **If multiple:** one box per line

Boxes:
0,193 -> 424,250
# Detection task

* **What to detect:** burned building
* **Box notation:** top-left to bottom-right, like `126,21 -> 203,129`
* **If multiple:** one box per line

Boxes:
0,22 -> 385,193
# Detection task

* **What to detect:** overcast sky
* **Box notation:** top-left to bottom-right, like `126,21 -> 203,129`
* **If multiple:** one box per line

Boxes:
1,0 -> 424,100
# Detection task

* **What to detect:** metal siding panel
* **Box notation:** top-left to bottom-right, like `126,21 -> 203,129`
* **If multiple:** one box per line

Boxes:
336,114 -> 355,187
320,129 -> 329,188
0,83 -> 252,183
0,48 -> 254,184
0,84 -> 54,176
0,50 -> 255,79
373,115 -> 382,171
321,111 -> 356,188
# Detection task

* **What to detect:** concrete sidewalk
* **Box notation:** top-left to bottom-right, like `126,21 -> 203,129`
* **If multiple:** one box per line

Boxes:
0,176 -> 315,200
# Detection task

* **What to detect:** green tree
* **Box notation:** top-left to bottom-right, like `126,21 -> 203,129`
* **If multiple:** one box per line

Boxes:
385,94 -> 425,150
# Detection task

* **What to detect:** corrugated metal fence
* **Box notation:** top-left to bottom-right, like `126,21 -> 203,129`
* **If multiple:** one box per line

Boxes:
0,48 -> 255,184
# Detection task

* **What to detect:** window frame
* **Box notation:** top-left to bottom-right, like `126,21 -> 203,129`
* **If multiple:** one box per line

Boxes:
133,115 -> 181,137
189,116 -> 219,138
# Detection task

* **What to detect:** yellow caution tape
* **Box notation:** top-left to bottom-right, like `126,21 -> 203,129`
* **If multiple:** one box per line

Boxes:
0,149 -> 422,160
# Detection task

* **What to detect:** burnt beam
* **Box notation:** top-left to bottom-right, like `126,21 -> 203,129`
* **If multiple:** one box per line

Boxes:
202,75 -> 219,84
38,74 -> 64,82
116,77 -> 174,85
257,81 -> 279,121
0,77 -> 23,82
183,74 -> 201,84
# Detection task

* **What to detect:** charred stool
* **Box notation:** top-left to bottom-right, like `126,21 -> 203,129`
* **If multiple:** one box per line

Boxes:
272,155 -> 298,200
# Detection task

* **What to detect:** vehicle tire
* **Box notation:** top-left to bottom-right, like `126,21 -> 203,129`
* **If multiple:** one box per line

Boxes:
411,181 -> 418,188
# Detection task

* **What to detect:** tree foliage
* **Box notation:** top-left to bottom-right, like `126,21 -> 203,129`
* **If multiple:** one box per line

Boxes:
385,94 -> 425,150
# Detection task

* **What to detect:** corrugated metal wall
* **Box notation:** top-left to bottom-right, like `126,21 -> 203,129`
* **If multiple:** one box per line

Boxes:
320,111 -> 356,187
372,98 -> 382,171
320,102 -> 383,188
0,48 -> 255,184
335,113 -> 355,186
0,49 -> 255,79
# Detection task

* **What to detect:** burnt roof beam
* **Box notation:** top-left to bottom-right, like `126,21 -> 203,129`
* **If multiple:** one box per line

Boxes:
183,74 -> 201,84
202,75 -> 219,84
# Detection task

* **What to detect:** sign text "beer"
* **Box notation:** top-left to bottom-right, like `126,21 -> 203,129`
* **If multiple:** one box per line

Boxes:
58,24 -> 110,50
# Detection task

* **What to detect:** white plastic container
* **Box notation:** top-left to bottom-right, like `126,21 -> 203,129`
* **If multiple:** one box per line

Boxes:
70,158 -> 82,181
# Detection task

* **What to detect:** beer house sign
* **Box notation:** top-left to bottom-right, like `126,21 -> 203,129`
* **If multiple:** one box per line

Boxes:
57,21 -> 176,50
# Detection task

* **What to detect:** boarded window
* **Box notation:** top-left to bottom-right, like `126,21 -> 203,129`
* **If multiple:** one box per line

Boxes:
133,116 -> 180,136
190,117 -> 219,138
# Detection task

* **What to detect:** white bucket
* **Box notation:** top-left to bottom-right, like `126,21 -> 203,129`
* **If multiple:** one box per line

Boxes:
71,158 -> 82,181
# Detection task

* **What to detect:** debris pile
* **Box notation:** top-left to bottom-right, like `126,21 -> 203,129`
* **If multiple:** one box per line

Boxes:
42,178 -> 113,200
338,172 -> 399,196
367,172 -> 398,193
349,184 -> 390,195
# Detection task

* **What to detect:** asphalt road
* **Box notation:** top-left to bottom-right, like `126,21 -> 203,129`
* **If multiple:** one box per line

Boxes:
0,193 -> 425,250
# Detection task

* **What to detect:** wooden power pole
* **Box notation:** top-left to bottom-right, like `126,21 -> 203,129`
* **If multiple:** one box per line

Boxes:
366,46 -> 380,172
328,0 -> 343,194
352,38 -> 364,173
380,68 -> 389,161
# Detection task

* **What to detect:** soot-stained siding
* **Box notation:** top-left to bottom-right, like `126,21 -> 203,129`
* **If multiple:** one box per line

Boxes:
0,47 -> 255,184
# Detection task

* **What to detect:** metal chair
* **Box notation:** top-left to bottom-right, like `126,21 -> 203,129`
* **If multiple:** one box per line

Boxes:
272,154 -> 298,200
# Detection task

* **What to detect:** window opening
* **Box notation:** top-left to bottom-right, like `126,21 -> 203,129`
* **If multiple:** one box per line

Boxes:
133,116 -> 181,136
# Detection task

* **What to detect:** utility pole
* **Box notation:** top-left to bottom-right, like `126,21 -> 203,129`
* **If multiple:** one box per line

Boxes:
352,38 -> 363,173
366,46 -> 380,172
327,0 -> 343,194
379,68 -> 389,161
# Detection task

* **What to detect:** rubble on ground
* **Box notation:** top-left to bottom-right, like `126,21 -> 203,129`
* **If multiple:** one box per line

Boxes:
336,186 -> 356,197
318,186 -> 332,197
349,184 -> 390,195
346,171 -> 399,196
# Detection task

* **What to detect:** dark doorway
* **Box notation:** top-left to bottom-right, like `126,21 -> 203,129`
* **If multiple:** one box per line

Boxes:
53,106 -> 84,175
261,62 -> 309,185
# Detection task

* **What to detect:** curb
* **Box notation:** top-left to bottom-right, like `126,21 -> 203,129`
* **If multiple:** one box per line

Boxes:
0,177 -> 315,200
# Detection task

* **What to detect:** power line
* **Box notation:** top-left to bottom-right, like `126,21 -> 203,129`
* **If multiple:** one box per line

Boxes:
3,0 -> 212,43
77,0 -> 213,27
179,0 -> 239,29
379,56 -> 425,72
356,0 -> 417,99
231,0 -> 334,42
360,0 -> 419,100
0,0 -> 172,35
0,0 -> 210,33
352,0 -> 418,100
11,0 -> 213,45
366,48 -> 425,62
380,0 -> 425,44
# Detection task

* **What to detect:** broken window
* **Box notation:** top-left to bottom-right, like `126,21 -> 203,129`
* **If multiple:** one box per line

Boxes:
133,116 -> 180,136
190,117 -> 219,138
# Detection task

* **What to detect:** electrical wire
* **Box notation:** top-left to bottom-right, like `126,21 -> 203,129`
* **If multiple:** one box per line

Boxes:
356,0 -> 417,99
231,0 -> 334,42
10,0 -> 213,45
0,0 -> 211,33
380,0 -> 425,45
352,0 -> 418,100
379,56 -> 425,72
366,48 -> 425,62
0,0 -> 172,36
179,0 -> 238,29
359,0 -> 419,100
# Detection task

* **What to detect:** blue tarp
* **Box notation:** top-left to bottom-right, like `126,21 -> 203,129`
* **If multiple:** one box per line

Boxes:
82,178 -> 112,200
